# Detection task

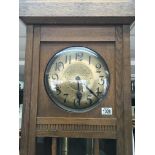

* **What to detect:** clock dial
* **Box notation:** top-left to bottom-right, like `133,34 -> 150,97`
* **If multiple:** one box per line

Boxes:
44,47 -> 110,112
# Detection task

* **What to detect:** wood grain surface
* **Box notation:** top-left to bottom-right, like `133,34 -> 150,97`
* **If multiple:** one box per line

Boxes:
37,117 -> 117,125
21,24 -> 132,155
38,41 -> 115,118
20,16 -> 135,25
115,26 -> 124,155
19,0 -> 134,24
41,26 -> 115,42
19,0 -> 134,17
20,25 -> 34,155
122,25 -> 132,155
51,138 -> 57,155
27,26 -> 40,155
94,139 -> 99,155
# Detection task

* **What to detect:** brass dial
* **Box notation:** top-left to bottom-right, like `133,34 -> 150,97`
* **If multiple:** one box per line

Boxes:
44,47 -> 110,112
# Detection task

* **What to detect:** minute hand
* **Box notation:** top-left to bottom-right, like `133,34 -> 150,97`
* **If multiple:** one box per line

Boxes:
85,85 -> 99,99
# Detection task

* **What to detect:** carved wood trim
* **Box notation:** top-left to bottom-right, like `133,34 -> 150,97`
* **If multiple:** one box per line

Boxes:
37,117 -> 117,125
36,128 -> 117,139
36,124 -> 116,132
36,117 -> 117,138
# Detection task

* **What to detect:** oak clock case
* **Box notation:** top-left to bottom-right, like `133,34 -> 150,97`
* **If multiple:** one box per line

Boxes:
44,47 -> 110,113
20,24 -> 133,155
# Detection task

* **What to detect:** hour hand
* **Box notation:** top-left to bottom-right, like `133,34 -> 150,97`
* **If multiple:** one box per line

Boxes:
75,76 -> 82,105
76,91 -> 82,104
74,88 -> 82,106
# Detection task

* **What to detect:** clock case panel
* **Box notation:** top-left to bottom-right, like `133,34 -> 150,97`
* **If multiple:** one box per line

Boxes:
38,42 -> 115,117
36,26 -> 123,138
44,47 -> 110,113
21,25 -> 132,155
35,26 -> 121,139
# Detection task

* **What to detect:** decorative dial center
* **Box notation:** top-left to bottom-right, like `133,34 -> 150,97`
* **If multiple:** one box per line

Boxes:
63,63 -> 93,90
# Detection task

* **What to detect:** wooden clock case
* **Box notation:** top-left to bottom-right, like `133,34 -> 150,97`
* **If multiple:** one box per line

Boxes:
20,2 -> 134,155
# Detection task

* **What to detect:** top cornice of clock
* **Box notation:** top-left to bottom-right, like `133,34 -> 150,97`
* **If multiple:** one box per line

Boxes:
20,0 -> 130,3
19,0 -> 135,15
20,0 -> 135,24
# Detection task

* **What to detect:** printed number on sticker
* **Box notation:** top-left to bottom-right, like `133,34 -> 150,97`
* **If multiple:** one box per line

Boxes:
101,107 -> 112,115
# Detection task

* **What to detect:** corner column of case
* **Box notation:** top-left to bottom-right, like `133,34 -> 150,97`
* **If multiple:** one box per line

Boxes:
115,25 -> 124,155
27,26 -> 41,155
21,25 -> 34,155
123,25 -> 132,155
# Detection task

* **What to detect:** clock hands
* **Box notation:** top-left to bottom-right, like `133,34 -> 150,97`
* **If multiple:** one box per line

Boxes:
85,85 -> 99,99
76,76 -> 80,91
75,76 -> 82,105
75,76 -> 99,107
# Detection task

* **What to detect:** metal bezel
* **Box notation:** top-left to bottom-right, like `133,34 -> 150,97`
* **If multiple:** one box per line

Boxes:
44,46 -> 110,113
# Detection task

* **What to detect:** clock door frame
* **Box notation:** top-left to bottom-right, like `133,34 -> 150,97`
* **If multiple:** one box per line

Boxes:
21,24 -> 132,155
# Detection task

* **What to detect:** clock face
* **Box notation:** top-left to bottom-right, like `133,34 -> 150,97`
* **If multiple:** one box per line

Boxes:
44,47 -> 110,112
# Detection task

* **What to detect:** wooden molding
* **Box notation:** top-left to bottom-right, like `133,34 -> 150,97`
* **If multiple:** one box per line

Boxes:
19,0 -> 135,24
20,16 -> 134,25
19,0 -> 134,17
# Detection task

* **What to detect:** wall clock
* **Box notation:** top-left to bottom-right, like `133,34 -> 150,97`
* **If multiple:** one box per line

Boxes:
44,47 -> 110,112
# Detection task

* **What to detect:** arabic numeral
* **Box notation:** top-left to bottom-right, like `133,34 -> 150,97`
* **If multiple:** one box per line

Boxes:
96,87 -> 102,96
89,56 -> 91,64
65,55 -> 71,64
75,52 -> 83,61
63,94 -> 69,103
87,94 -> 93,105
96,63 -> 101,73
74,98 -> 80,107
98,76 -> 104,85
52,73 -> 59,80
55,61 -> 64,71
55,85 -> 61,95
